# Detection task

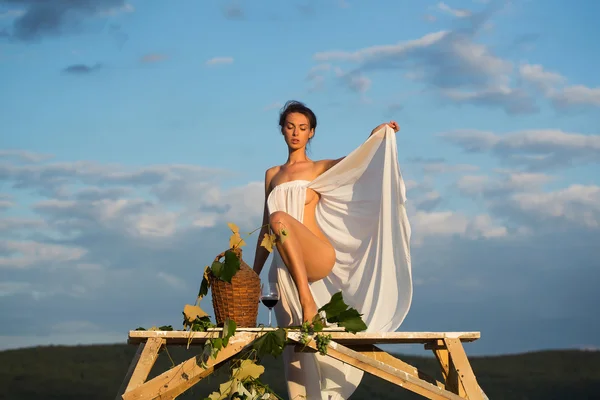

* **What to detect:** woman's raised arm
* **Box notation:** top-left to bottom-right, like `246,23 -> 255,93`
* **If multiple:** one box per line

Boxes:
320,120 -> 401,173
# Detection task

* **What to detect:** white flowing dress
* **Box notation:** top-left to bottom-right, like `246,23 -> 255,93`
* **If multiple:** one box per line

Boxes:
266,125 -> 413,400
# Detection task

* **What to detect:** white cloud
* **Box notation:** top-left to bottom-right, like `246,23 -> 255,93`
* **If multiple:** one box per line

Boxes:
410,209 -> 507,246
308,64 -> 332,76
306,64 -> 332,91
436,2 -> 472,18
205,57 -> 234,66
0,240 -> 87,269
452,171 -> 600,232
314,31 -> 449,63
455,175 -> 489,195
441,129 -> 600,169
311,27 -> 538,113
314,30 -> 512,86
413,190 -> 442,211
456,171 -> 554,197
0,160 -> 224,198
551,85 -> 600,109
440,86 -> 537,115
306,64 -> 372,94
141,53 -> 168,63
0,9 -> 25,19
0,150 -> 270,348
0,200 -> 13,210
0,149 -> 53,163
263,102 -> 283,111
157,271 -> 187,290
510,184 -> 600,229
0,217 -> 47,233
334,67 -> 371,93
466,214 -> 507,238
520,63 -> 600,110
420,161 -> 480,174
0,281 -> 32,297
519,63 -> 565,92
97,3 -> 135,17
129,210 -> 179,238
310,22 -> 597,114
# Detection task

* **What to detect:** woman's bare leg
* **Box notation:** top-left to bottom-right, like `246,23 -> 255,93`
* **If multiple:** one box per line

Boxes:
269,211 -> 336,322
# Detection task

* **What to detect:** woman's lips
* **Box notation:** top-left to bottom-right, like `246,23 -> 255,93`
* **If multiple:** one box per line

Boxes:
291,139 -> 299,144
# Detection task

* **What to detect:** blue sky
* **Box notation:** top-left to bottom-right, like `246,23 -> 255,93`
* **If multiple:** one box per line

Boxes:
1,0 -> 599,356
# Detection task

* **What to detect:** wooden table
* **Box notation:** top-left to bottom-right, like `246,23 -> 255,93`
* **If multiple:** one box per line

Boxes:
116,328 -> 486,400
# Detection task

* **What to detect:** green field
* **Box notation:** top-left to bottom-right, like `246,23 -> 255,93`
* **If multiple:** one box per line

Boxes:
1,344 -> 599,399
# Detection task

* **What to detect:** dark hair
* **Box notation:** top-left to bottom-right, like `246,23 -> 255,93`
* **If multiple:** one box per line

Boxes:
278,100 -> 317,132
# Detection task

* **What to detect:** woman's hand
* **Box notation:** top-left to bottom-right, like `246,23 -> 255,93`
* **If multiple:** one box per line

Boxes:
387,120 -> 400,133
370,120 -> 401,137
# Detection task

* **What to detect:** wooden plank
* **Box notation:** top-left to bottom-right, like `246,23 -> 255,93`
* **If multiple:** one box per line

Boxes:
351,344 -> 446,390
288,332 -> 464,400
128,330 -> 480,345
114,343 -> 145,400
121,332 -> 255,400
433,347 -> 464,396
432,347 -> 450,380
124,337 -> 163,392
425,339 -> 446,350
444,338 -> 483,400
431,347 -> 453,390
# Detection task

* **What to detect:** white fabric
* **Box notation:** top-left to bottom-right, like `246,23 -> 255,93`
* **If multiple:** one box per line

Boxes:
266,125 -> 413,400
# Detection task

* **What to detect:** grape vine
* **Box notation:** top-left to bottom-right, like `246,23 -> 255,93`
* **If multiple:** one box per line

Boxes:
133,222 -> 367,400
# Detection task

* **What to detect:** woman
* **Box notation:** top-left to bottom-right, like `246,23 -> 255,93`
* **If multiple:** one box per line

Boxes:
252,101 -> 400,323
252,100 -> 412,400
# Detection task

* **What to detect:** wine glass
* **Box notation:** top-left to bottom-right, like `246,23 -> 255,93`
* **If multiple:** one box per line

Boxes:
261,282 -> 279,327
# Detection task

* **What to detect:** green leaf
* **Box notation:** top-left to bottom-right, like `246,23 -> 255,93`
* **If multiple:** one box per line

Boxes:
222,319 -> 237,347
199,340 -> 213,367
212,338 -> 223,358
333,309 -> 367,333
198,276 -> 209,298
213,338 -> 223,351
158,325 -> 173,331
251,328 -> 286,358
318,291 -> 348,320
317,291 -> 367,333
221,250 -> 241,283
311,316 -> 324,333
279,228 -> 289,244
191,316 -> 215,332
211,261 -> 224,279
135,327 -> 146,331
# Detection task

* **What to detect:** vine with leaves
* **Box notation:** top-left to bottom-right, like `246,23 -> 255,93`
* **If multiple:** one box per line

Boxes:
135,222 -> 367,400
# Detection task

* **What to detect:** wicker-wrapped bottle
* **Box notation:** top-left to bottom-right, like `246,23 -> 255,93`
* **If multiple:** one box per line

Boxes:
208,247 -> 261,327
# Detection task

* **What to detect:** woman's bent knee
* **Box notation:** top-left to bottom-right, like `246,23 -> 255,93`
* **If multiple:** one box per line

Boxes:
269,211 -> 288,233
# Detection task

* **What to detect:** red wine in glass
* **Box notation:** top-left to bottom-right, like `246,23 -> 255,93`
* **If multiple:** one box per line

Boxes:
261,282 -> 280,327
261,297 -> 279,309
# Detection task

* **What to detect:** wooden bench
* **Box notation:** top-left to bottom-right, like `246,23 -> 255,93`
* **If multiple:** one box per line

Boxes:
116,328 -> 486,400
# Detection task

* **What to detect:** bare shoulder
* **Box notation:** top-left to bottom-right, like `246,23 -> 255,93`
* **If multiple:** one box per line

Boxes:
264,166 -> 281,190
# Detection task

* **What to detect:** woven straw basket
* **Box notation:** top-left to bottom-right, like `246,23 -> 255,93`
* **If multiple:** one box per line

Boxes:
208,248 -> 261,327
